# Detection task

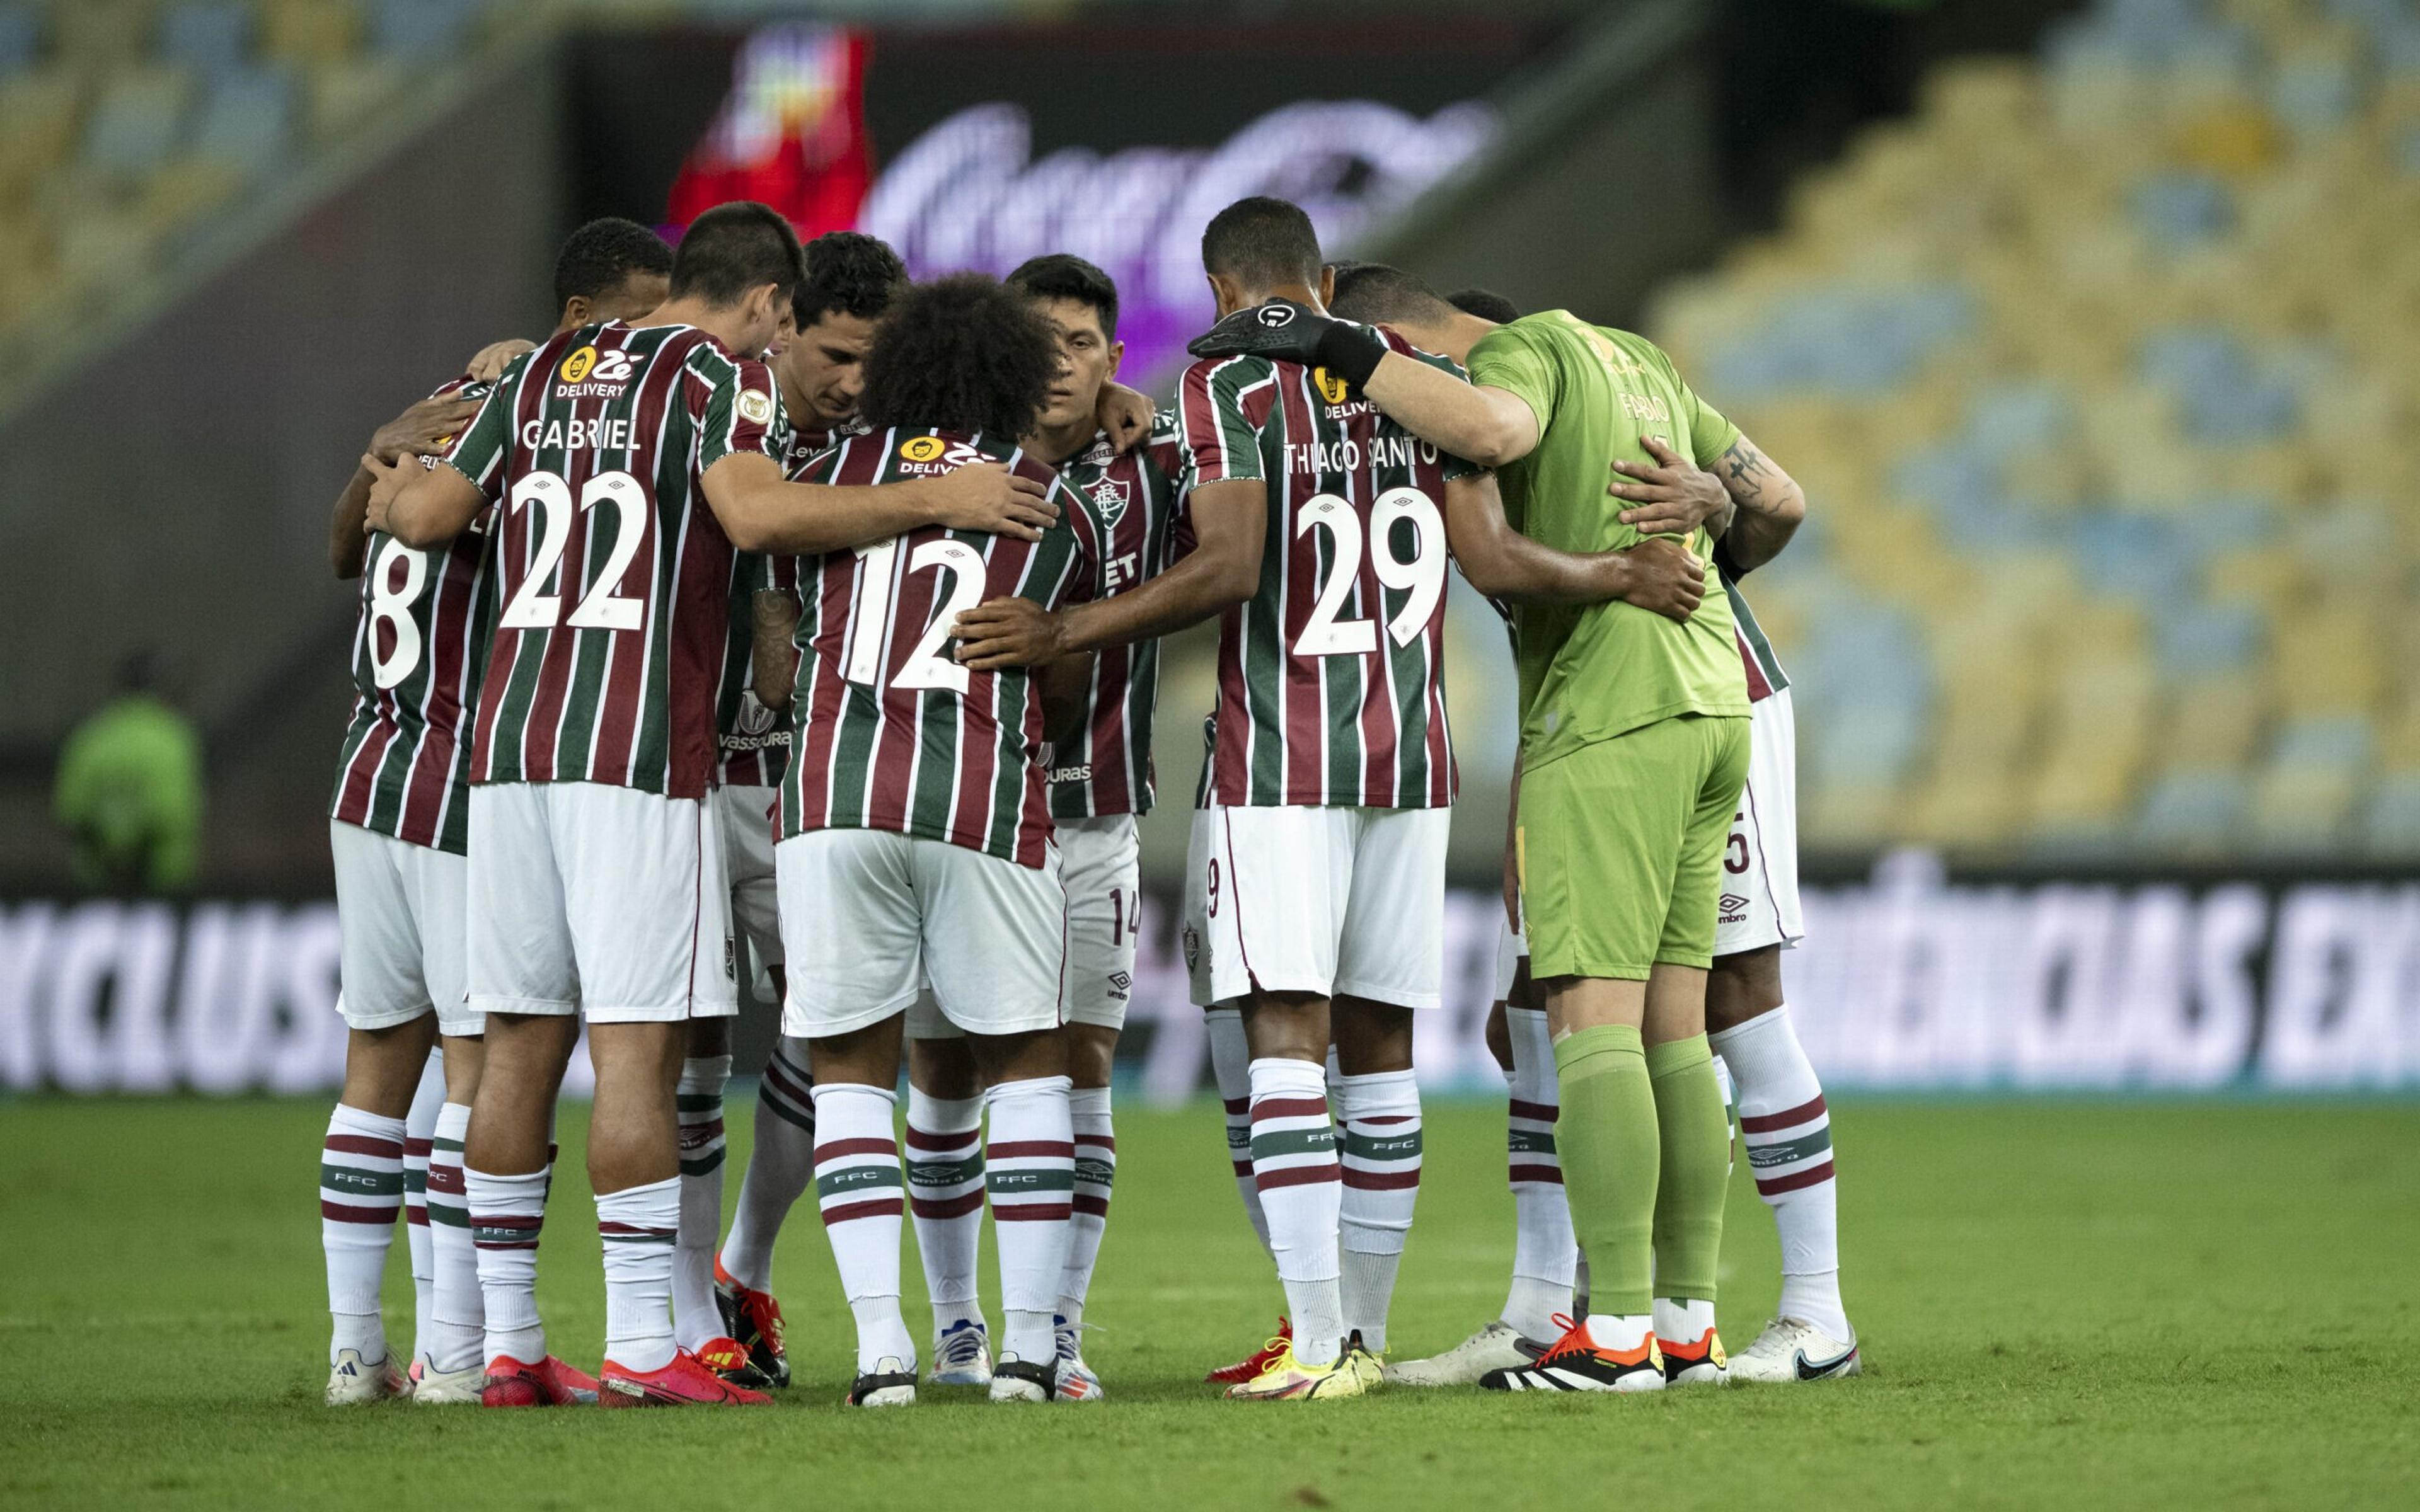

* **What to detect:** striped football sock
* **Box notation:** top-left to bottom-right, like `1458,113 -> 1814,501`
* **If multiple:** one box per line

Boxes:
1336,1069 -> 1421,1354
1058,1085 -> 1115,1329
1502,1005 -> 1576,1340
1247,1057 -> 1345,1367
986,1075 -> 1075,1366
1711,1006 -> 1849,1339
403,1051 -> 444,1363
721,1038 -> 814,1292
906,1084 -> 986,1335
466,1165 -> 549,1368
598,1176 -> 680,1373
1645,1035 -> 1729,1307
321,1103 -> 406,1365
810,1083 -> 916,1373
673,1055 -> 730,1352
424,1102 -> 483,1373
1206,1007 -> 1271,1254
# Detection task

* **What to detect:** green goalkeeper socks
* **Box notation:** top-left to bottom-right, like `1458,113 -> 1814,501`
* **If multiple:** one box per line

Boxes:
1553,1024 -> 1658,1319
1647,1033 -> 1728,1304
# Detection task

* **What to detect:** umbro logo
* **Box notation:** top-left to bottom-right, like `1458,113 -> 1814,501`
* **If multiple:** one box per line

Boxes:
1719,892 -> 1749,925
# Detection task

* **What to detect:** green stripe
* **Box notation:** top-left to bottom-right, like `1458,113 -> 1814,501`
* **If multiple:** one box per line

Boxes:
1248,1126 -> 1337,1162
986,1168 -> 1075,1194
815,1165 -> 903,1200
680,1150 -> 727,1177
432,1136 -> 464,1153
1746,1129 -> 1833,1169
404,1169 -> 428,1193
428,1205 -> 470,1229
1509,1129 -> 1557,1156
676,1094 -> 723,1113
1344,1128 -> 1423,1162
907,1155 -> 984,1189
601,1231 -> 676,1246
321,1166 -> 404,1196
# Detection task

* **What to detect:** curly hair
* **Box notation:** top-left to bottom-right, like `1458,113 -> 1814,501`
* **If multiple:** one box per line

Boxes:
860,273 -> 1057,439
796,231 -> 908,328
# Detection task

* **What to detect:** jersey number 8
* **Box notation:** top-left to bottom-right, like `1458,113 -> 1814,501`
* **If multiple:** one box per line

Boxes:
1293,487 -> 1446,658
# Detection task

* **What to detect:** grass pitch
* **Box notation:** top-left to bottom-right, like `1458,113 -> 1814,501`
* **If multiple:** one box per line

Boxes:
1,1094 -> 2413,1510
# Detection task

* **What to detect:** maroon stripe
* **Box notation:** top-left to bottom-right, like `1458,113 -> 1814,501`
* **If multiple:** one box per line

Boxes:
1231,1160 -> 1253,1178
406,1205 -> 430,1226
405,1138 -> 434,1157
1072,1193 -> 1110,1217
1508,1164 -> 1564,1186
1251,1097 -> 1328,1121
1221,1096 -> 1248,1115
819,1197 -> 904,1225
1739,1094 -> 1826,1135
1073,1134 -> 1115,1152
1341,1168 -> 1421,1190
993,1203 -> 1073,1222
909,1191 -> 985,1220
475,1237 -> 541,1251
599,1221 -> 676,1237
904,1123 -> 978,1152
325,1134 -> 403,1159
814,1138 -> 898,1162
1358,1115 -> 1415,1126
1255,1164 -> 1340,1192
988,1140 -> 1075,1160
1508,1099 -> 1558,1123
1756,1160 -> 1835,1196
762,1057 -> 814,1108
681,1117 -> 726,1140
320,1200 -> 398,1224
427,1166 -> 465,1196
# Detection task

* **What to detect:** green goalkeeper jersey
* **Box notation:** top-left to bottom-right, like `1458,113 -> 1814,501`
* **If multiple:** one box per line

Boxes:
1466,311 -> 1750,769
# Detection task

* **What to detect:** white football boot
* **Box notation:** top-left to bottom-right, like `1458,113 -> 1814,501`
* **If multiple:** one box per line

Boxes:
988,1353 -> 1055,1403
929,1317 -> 993,1387
1383,1320 -> 1533,1386
325,1348 -> 409,1405
1726,1317 -> 1861,1383
409,1353 -> 486,1404
1052,1317 -> 1103,1402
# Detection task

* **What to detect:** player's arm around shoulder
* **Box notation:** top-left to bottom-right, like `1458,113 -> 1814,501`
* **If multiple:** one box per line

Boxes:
702,443 -> 1057,556
1364,328 -> 1541,469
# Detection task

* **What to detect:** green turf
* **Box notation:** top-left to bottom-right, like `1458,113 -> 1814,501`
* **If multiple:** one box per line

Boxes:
1,1095 -> 2414,1509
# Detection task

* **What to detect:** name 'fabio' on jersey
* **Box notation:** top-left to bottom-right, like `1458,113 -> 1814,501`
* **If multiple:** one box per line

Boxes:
778,429 -> 1103,868
1178,329 -> 1475,810
1048,415 -> 1188,820
442,322 -> 783,799
330,374 -> 498,854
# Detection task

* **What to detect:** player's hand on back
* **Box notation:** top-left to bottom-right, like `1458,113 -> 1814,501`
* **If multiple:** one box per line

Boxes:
1609,436 -> 1728,537
1614,537 -> 1707,624
464,338 -> 537,382
371,394 -> 481,464
925,462 -> 1057,541
1186,300 -> 1387,389
359,452 -> 413,534
950,597 -> 1066,671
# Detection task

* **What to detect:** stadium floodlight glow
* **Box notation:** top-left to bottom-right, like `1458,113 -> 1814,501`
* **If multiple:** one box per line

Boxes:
859,100 -> 1497,382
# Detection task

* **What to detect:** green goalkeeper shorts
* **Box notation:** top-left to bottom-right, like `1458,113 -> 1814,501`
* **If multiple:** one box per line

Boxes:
1517,711 -> 1750,981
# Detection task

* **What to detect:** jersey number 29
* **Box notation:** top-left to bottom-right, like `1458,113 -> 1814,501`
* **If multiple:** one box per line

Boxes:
1294,487 -> 1445,657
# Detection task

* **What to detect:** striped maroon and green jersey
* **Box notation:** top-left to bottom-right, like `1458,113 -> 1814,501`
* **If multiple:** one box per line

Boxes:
441,321 -> 785,799
330,374 -> 499,854
1178,329 -> 1477,810
1720,569 -> 1790,703
777,428 -> 1105,868
1047,414 -> 1190,819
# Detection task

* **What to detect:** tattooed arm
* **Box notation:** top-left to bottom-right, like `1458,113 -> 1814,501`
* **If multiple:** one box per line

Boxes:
1707,433 -> 1805,573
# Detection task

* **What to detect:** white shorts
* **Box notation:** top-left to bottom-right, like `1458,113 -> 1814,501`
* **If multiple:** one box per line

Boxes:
905,813 -> 1139,1041
1494,909 -> 1527,1004
778,828 -> 1066,1040
1714,687 -> 1807,957
466,781 -> 737,1024
718,783 -> 783,992
1182,804 -> 1449,1011
330,820 -> 479,1038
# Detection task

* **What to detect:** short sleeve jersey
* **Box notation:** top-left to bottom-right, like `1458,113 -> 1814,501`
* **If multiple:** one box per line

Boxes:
1466,312 -> 1749,768
441,321 -> 784,799
777,428 -> 1106,868
1177,327 -> 1477,810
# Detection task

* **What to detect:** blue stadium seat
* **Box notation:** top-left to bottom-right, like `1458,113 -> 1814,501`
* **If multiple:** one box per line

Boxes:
2131,172 -> 2233,251
160,3 -> 255,81
2155,601 -> 2266,680
83,69 -> 193,182
2135,771 -> 2250,850
367,0 -> 480,63
192,67 -> 294,175
0,3 -> 38,80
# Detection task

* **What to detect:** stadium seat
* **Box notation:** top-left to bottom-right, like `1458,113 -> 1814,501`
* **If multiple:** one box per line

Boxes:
189,66 -> 292,176
0,3 -> 38,81
0,68 -> 83,204
259,0 -> 362,69
81,66 -> 193,185
366,0 -> 479,64
159,3 -> 255,82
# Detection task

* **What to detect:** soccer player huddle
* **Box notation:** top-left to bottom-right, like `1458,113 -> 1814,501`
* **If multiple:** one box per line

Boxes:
316,192 -> 1858,1411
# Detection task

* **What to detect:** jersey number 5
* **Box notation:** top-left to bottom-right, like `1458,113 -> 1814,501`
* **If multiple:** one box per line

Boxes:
498,469 -> 648,632
844,537 -> 986,695
1294,488 -> 1445,657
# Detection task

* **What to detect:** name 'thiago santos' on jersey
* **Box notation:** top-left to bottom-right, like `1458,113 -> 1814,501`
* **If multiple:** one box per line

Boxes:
331,374 -> 498,854
1179,327 -> 1477,810
440,321 -> 784,799
1049,411 -> 1190,819
777,428 -> 1107,867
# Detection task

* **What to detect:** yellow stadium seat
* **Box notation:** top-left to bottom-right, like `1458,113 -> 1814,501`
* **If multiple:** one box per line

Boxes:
260,0 -> 362,69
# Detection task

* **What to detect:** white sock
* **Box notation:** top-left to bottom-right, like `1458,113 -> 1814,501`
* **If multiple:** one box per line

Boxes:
403,1051 -> 444,1362
1654,1296 -> 1718,1350
1710,1007 -> 1850,1340
985,1075 -> 1075,1366
1502,1005 -> 1576,1339
424,1101 -> 483,1373
466,1164 -> 550,1368
1206,1007 -> 1270,1254
597,1176 -> 680,1373
1335,1068 -> 1420,1354
321,1103 -> 406,1364
721,1038 -> 814,1292
673,1054 -> 731,1351
1714,1052 -> 1739,1177
1583,1311 -> 1652,1354
810,1082 -> 916,1373
1059,1084 -> 1115,1327
1247,1057 -> 1344,1368
905,1083 -> 986,1336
